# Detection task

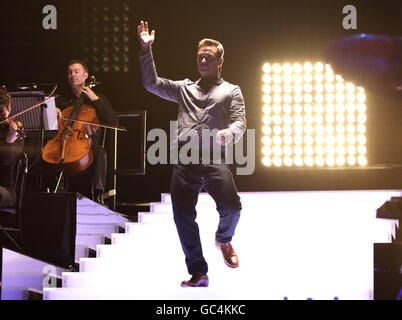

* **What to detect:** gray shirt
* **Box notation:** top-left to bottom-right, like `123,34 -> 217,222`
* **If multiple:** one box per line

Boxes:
140,51 -> 246,154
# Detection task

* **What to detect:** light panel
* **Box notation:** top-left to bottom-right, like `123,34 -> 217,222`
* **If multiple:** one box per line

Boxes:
261,62 -> 367,167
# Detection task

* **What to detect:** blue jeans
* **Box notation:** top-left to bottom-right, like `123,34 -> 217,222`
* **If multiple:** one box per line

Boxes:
170,163 -> 242,275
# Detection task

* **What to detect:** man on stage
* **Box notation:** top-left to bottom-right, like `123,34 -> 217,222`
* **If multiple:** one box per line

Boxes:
137,21 -> 246,287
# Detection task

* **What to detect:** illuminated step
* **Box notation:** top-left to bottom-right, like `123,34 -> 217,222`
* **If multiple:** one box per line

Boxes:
75,244 -> 96,261
43,191 -> 402,300
76,214 -> 128,226
76,233 -> 111,248
2,288 -> 43,300
1,272 -> 61,289
76,223 -> 123,235
160,190 -> 402,205
150,202 -> 216,214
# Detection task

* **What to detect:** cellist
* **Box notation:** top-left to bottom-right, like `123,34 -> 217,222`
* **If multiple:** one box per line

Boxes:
0,85 -> 24,208
53,60 -> 118,205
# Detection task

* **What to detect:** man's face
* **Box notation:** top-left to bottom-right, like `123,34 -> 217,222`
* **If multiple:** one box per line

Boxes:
67,63 -> 88,87
197,45 -> 223,79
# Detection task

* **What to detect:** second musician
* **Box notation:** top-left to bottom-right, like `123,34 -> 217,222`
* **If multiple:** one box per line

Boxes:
0,85 -> 24,208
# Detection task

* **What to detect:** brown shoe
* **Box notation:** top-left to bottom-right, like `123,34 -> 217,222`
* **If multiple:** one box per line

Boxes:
181,272 -> 209,287
216,240 -> 239,268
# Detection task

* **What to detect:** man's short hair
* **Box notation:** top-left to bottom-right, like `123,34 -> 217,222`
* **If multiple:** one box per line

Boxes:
198,38 -> 224,59
67,59 -> 89,73
0,85 -> 11,109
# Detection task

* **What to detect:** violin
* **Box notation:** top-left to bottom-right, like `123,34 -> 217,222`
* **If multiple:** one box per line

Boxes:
0,85 -> 26,141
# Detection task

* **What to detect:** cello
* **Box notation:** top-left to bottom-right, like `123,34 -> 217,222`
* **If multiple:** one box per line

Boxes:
42,76 -> 100,175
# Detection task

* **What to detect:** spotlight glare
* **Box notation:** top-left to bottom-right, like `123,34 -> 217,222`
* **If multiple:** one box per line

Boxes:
283,63 -> 292,73
294,145 -> 303,155
304,156 -> 314,166
294,156 -> 303,166
336,83 -> 345,92
293,63 -> 303,73
263,115 -> 272,125
315,156 -> 325,166
261,61 -> 367,168
303,62 -> 313,73
262,157 -> 272,166
294,104 -> 303,113
263,84 -> 271,93
273,75 -> 282,84
273,64 -> 282,73
347,156 -> 356,166
284,135 -> 292,145
346,82 -> 356,92
263,74 -> 272,83
315,83 -> 324,92
357,114 -> 367,123
326,156 -> 335,166
273,135 -> 282,145
336,156 -> 346,166
347,145 -> 356,155
357,92 -> 366,102
336,124 -> 345,134
263,94 -> 272,104
357,103 -> 367,113
273,104 -> 281,113
357,156 -> 367,166
262,146 -> 272,156
284,84 -> 292,93
357,124 -> 366,133
314,62 -> 324,72
314,73 -> 324,82
325,83 -> 334,92
357,134 -> 367,144
357,145 -> 367,155
262,125 -> 272,135
263,104 -> 272,114
273,84 -> 282,93
325,73 -> 335,82
283,74 -> 293,83
273,146 -> 282,156
262,136 -> 272,146
273,125 -> 282,135
315,146 -> 324,155
283,157 -> 293,166
347,135 -> 356,144
304,73 -> 313,83
273,157 -> 282,166
284,146 -> 293,156
283,124 -> 292,134
263,63 -> 271,73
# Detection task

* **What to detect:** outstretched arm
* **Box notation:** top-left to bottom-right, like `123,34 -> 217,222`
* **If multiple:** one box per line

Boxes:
137,20 -> 155,55
137,20 -> 183,103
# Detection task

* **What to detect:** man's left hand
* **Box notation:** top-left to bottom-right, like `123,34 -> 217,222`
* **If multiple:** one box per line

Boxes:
81,86 -> 99,102
216,129 -> 233,146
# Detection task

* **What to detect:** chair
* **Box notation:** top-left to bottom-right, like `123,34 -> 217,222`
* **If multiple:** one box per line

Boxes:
0,152 -> 28,251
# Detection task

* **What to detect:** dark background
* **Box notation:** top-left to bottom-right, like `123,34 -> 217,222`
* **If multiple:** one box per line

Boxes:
1,0 -> 402,205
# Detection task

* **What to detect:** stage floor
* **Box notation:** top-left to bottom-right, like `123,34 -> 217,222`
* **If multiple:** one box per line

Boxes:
34,190 -> 402,299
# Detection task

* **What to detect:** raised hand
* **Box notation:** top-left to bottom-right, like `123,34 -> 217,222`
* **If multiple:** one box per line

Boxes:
137,20 -> 155,53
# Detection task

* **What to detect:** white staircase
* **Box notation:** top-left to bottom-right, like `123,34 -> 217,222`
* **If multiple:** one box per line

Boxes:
42,190 -> 400,300
1,195 -> 129,299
